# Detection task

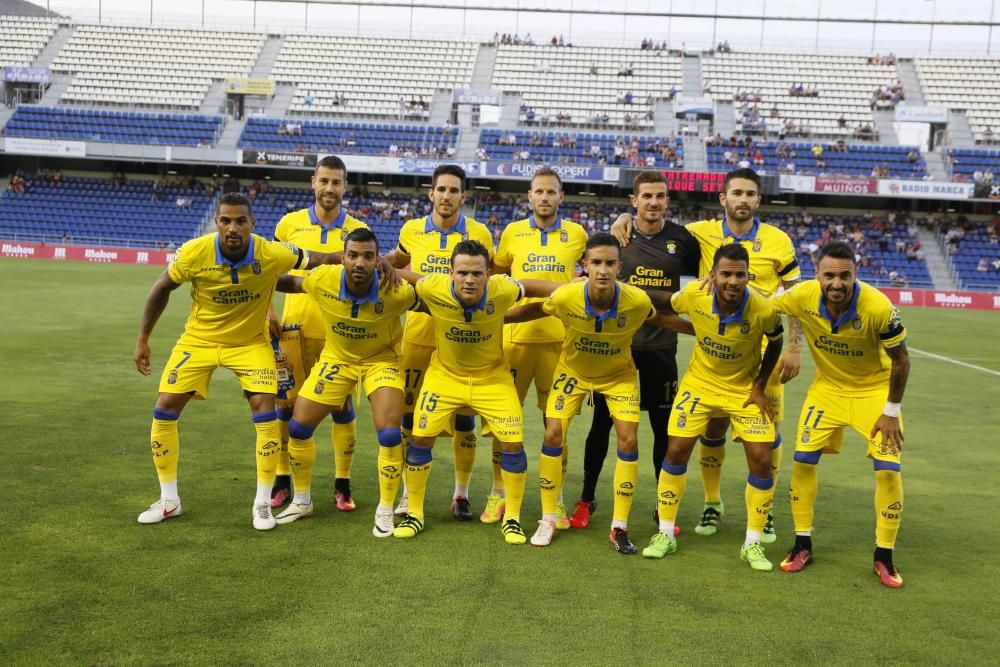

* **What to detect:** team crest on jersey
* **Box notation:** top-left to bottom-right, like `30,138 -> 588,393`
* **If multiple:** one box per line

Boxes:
752,240 -> 762,252
418,414 -> 428,429
853,317 -> 862,330
560,229 -> 569,243
340,229 -> 348,241
252,260 -> 262,275
665,241 -> 677,255
486,300 -> 495,315
801,427 -> 811,444
555,394 -> 565,410
375,300 -> 384,314
167,369 -> 178,384
314,379 -> 325,395
740,320 -> 751,334
617,314 -> 627,328
676,412 -> 687,428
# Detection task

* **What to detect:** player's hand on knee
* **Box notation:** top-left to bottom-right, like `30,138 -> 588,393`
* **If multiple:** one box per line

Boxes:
777,350 -> 801,383
744,385 -> 775,422
871,415 -> 904,454
610,213 -> 634,246
135,340 -> 152,376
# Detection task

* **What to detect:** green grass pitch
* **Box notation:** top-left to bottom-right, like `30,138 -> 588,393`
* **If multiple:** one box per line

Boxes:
3,258 -> 998,664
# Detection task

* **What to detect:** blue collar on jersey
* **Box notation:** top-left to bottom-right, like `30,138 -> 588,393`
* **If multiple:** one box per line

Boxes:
584,281 -> 620,333
339,268 -> 380,318
712,287 -> 750,335
309,205 -> 347,245
215,234 -> 256,284
529,214 -> 562,247
819,281 -> 861,333
425,214 -> 467,250
722,217 -> 760,243
451,279 -> 488,323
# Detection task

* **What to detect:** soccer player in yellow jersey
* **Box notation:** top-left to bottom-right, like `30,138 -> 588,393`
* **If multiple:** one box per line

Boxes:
385,165 -> 494,521
641,243 -> 784,572
489,167 -> 588,527
270,229 -> 417,537
268,155 -> 369,512
771,241 -> 910,588
523,233 -> 692,554
133,193 -> 340,530
613,167 -> 802,542
391,240 -> 559,544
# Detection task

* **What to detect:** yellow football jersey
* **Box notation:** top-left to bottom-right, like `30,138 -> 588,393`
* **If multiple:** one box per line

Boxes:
394,215 -> 494,346
301,264 -> 417,364
686,218 -> 800,296
771,280 -> 906,396
542,281 -> 656,380
670,280 -> 783,396
495,216 -> 588,344
168,233 -> 307,347
415,273 -> 523,374
273,206 -> 369,339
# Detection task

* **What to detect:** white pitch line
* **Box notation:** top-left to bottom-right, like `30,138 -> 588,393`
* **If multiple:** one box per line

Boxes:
908,346 -> 1000,378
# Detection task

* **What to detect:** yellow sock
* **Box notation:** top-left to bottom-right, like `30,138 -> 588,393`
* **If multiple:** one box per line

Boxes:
745,474 -> 776,534
332,418 -> 357,480
404,443 -> 433,521
287,435 -> 316,495
560,444 -> 569,500
874,467 -> 903,549
789,459 -> 819,534
253,415 -> 281,487
771,434 -> 783,486
275,407 -> 292,476
452,417 -> 477,494
150,416 -> 180,486
490,439 -> 504,493
377,445 -> 403,509
499,449 -> 527,522
657,462 -> 688,523
539,446 -> 563,516
612,451 -> 639,523
699,436 -> 726,504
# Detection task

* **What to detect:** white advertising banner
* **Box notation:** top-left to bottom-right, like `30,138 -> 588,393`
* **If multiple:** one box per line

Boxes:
4,136 -> 86,157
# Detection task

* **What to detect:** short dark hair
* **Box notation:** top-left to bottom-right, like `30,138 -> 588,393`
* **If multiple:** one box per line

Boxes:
451,239 -> 490,266
713,242 -> 749,268
585,231 -> 621,257
816,240 -> 857,266
316,154 -> 347,177
632,169 -> 667,193
344,227 -> 378,254
530,166 -> 562,190
216,191 -> 253,217
723,167 -> 761,193
432,164 -> 466,190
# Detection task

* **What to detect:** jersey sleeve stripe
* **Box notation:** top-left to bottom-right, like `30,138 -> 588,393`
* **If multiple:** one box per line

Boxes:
778,260 -> 799,277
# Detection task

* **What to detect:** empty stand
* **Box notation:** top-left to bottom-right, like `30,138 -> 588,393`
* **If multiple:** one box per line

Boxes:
271,36 -> 476,118
703,52 -> 895,137
491,45 -> 682,129
916,58 -> 1000,144
239,118 -> 457,155
4,106 -> 223,145
945,229 -> 1000,289
52,25 -> 263,108
0,15 -> 58,67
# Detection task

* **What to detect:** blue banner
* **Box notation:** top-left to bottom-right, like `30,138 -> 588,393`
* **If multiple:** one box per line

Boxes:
3,67 -> 51,84
485,162 -> 606,182
398,158 -> 483,177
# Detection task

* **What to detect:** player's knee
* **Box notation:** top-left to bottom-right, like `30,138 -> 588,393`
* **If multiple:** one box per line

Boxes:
543,424 -> 562,446
500,449 -> 528,473
377,427 -> 402,448
873,459 -> 901,473
152,408 -> 179,421
704,421 -> 728,440
793,450 -> 822,465
405,443 -> 433,466
288,419 -> 315,440
330,405 -> 356,424
455,415 -> 476,432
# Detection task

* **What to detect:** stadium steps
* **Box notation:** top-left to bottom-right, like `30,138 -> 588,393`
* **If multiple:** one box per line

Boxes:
0,107 -> 13,132
265,83 -> 296,118
714,99 -> 735,138
39,72 -> 73,105
653,99 -> 678,135
199,80 -> 226,115
498,92 -> 522,129
200,190 -> 223,235
31,24 -> 73,69
428,89 -> 452,125
250,35 -> 284,79
873,109 -> 899,145
216,117 -> 247,150
682,53 -> 701,96
470,43 -> 497,88
895,59 -> 926,106
948,111 -> 976,149
455,127 -> 480,160
683,135 -> 707,171
920,227 -> 957,290
924,150 -> 949,180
